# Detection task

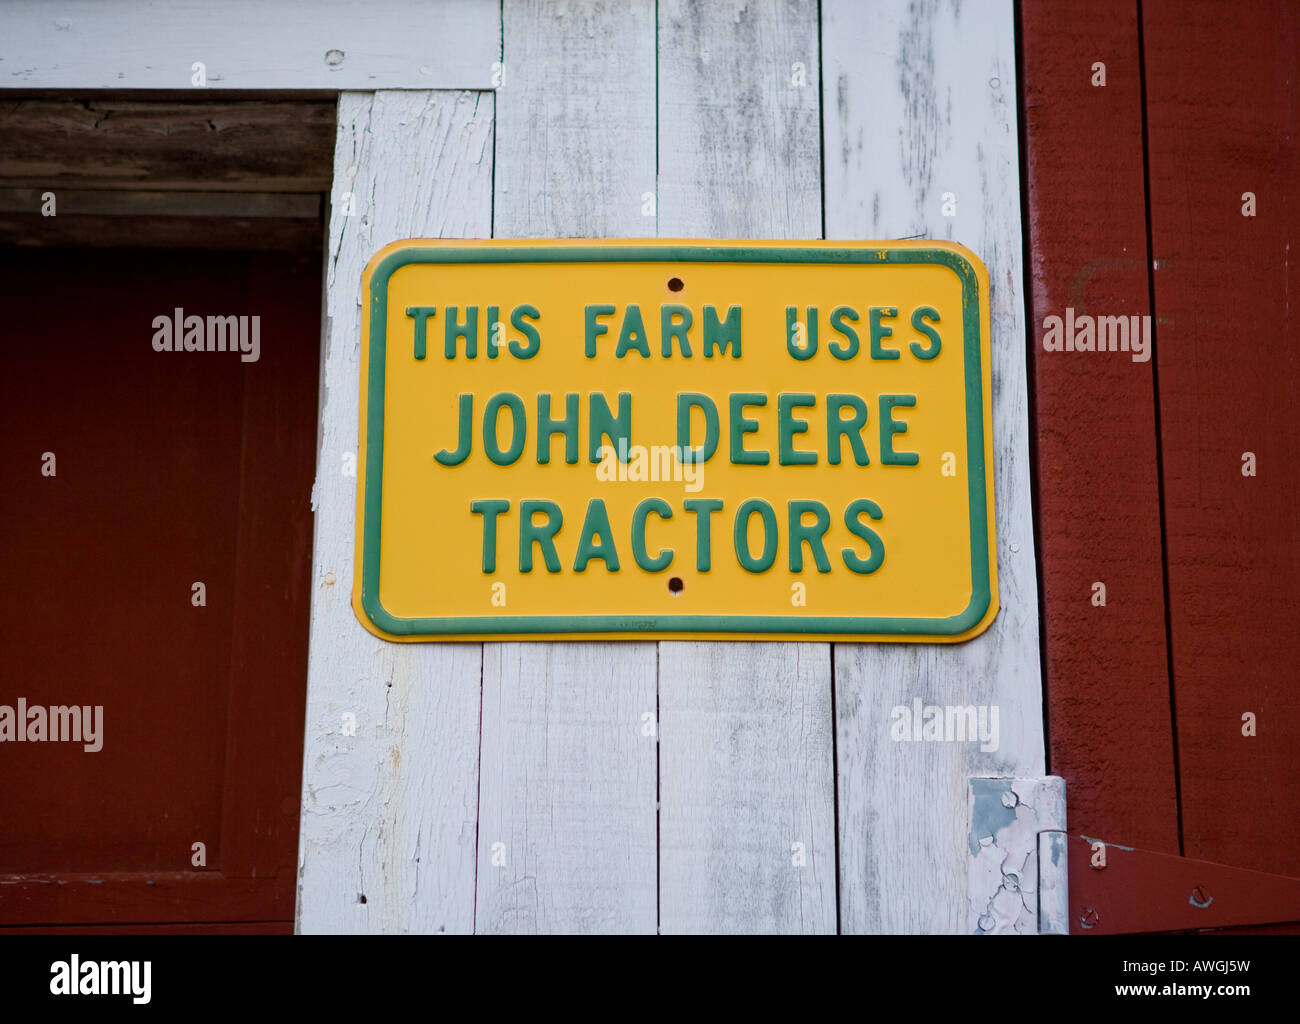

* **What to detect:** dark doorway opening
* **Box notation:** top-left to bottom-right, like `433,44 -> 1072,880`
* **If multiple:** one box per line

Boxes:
0,97 -> 331,933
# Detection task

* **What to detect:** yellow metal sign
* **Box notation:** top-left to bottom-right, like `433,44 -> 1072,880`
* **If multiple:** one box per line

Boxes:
354,239 -> 997,642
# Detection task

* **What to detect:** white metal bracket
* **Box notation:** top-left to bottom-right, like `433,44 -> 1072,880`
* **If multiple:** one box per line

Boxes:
968,776 -> 1068,934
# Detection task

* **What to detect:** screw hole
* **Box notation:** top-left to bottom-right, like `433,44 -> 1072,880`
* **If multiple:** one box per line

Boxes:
667,576 -> 684,594
357,893 -> 367,904
667,276 -> 684,292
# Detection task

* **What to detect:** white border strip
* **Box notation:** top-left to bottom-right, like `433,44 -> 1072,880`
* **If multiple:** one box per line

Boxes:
1,0 -> 500,91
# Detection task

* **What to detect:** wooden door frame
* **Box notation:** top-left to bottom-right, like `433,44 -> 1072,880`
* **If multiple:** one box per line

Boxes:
0,96 -> 330,927
0,0 -> 501,927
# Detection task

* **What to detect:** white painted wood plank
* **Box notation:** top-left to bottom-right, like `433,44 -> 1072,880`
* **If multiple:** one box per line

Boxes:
478,0 -> 659,934
655,0 -> 837,934
822,0 -> 1044,933
1,0 -> 500,90
476,644 -> 658,933
657,0 -> 823,239
658,642 -> 837,933
494,0 -> 658,238
296,90 -> 493,934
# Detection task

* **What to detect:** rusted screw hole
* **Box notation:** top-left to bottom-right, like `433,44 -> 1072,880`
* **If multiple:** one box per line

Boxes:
667,576 -> 684,594
667,276 -> 684,292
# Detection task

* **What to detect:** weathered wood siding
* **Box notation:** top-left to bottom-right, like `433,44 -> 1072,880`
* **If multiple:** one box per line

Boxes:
1021,0 -> 1300,914
1142,0 -> 1300,880
298,91 -> 492,934
656,0 -> 837,936
0,0 -> 499,90
823,0 -> 1043,933
298,0 -> 1041,933
478,0 -> 659,934
1019,0 -> 1179,854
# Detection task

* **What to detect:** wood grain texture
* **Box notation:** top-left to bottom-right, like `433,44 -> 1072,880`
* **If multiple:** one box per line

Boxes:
656,0 -> 837,934
658,643 -> 837,933
219,253 -> 322,890
0,189 -> 321,217
296,91 -> 493,934
0,188 -> 324,250
1018,0 -> 1178,852
1143,0 -> 1300,876
657,0 -> 822,239
494,0 -> 657,239
476,644 -> 657,932
0,100 -> 336,192
479,0 -> 659,933
0,921 -> 293,934
822,0 -> 1044,933
0,213 -> 324,251
0,875 -> 286,925
1,0 -> 500,90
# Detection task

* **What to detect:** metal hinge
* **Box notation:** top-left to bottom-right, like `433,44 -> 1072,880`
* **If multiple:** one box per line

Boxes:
1069,836 -> 1300,934
968,777 -> 1300,934
967,776 -> 1069,934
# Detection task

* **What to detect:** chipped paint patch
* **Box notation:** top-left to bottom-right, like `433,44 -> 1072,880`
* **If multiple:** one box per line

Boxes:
969,778 -> 1017,856
1038,831 -> 1069,934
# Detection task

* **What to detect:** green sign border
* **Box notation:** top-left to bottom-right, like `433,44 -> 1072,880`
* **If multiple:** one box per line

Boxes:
358,244 -> 991,637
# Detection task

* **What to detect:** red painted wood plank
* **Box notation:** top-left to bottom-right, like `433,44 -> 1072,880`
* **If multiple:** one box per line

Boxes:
0,920 -> 292,934
0,249 -> 247,877
0,247 -> 319,926
1019,0 -> 1179,850
1142,0 -> 1300,875
0,874 -> 291,925
218,252 -> 320,883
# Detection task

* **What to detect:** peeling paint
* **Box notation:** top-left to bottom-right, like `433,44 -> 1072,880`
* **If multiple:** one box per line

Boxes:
968,778 -> 1017,856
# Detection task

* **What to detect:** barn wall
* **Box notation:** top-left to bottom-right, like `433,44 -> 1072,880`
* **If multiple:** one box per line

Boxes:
1022,0 -> 1300,903
296,0 -> 1041,934
1141,0 -> 1300,880
824,0 -> 1042,933
1019,0 -> 1179,853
